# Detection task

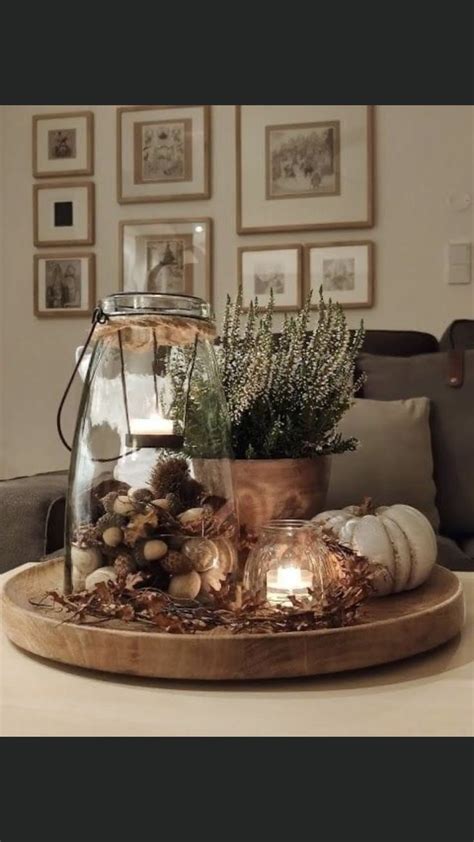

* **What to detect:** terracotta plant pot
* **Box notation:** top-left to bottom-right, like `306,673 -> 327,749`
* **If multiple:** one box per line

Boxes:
231,456 -> 331,536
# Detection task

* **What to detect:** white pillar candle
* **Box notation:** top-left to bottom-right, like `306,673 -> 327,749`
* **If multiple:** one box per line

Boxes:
266,566 -> 313,606
130,414 -> 174,436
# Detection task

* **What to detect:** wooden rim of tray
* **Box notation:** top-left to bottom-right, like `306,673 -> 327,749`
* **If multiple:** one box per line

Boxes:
2,558 -> 464,680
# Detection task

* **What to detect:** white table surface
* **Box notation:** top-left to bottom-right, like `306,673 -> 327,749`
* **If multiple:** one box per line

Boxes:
1,565 -> 473,737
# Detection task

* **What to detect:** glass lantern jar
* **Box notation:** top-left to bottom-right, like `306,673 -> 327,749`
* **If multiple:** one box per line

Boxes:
64,292 -> 238,597
243,519 -> 340,607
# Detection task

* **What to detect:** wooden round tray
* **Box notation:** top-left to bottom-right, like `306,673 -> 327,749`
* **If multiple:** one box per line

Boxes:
1,559 -> 464,680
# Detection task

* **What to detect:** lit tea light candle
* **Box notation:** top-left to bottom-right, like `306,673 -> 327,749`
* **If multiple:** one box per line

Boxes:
130,414 -> 174,436
266,565 -> 313,606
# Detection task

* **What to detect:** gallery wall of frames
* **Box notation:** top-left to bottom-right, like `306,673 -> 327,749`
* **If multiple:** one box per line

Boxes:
31,105 -> 375,319
1,104 -> 472,479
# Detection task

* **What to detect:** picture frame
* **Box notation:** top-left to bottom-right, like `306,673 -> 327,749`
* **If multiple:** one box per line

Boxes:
117,105 -> 211,203
33,181 -> 95,247
238,244 -> 303,311
33,111 -> 94,178
304,240 -> 374,309
119,218 -> 212,303
34,252 -> 95,318
236,105 -> 374,233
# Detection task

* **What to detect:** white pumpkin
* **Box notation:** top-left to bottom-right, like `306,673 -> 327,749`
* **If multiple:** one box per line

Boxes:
312,500 -> 437,596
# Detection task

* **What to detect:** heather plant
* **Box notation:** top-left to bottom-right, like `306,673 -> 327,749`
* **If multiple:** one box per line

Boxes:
216,289 -> 365,459
170,289 -> 364,460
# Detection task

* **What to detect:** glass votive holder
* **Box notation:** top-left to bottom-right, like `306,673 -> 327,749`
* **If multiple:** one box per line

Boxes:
243,519 -> 338,608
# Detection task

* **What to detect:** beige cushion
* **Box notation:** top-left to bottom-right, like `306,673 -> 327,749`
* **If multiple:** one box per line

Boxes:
326,398 -> 440,529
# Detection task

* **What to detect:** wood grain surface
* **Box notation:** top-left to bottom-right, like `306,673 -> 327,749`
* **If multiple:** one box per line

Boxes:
232,456 -> 331,534
1,559 -> 464,681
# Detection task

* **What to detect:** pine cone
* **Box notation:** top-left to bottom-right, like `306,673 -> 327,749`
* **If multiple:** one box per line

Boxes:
74,522 -> 100,548
113,553 -> 137,578
161,550 -> 194,575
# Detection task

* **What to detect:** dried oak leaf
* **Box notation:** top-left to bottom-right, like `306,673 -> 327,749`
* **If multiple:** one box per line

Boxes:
123,509 -> 159,546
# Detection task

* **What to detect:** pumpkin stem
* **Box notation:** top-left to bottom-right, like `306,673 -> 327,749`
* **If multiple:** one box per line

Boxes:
359,496 -> 376,516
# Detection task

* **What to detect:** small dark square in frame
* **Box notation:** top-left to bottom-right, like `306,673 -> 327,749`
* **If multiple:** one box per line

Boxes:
54,201 -> 73,227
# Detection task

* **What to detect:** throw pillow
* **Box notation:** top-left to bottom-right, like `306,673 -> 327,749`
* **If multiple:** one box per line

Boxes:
326,397 -> 439,529
358,351 -> 474,535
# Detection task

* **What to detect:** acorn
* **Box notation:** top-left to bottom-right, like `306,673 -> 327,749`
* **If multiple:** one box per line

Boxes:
168,570 -> 201,600
96,513 -> 126,547
101,491 -> 119,514
85,566 -> 118,591
161,550 -> 194,575
182,538 -> 218,572
128,487 -> 154,506
113,552 -> 137,578
113,495 -> 136,517
71,545 -> 102,591
151,497 -> 172,511
134,539 -> 168,568
178,507 -> 212,535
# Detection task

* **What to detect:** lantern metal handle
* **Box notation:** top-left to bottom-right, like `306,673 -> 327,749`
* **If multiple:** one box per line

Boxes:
56,306 -> 107,453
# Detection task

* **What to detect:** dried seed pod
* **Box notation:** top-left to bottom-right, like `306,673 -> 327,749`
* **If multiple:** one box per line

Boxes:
168,570 -> 201,600
200,566 -> 227,594
85,566 -> 117,591
149,456 -> 189,498
134,539 -> 168,568
128,487 -> 154,505
71,545 -> 102,591
161,550 -> 194,575
113,553 -> 137,578
182,538 -> 218,572
113,495 -> 136,517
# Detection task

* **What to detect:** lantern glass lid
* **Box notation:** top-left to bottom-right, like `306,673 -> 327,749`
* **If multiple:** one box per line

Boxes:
64,293 -> 237,597
101,292 -> 212,321
243,519 -> 340,607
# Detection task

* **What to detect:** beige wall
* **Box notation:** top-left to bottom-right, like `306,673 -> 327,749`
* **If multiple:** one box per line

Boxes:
0,105 -> 473,479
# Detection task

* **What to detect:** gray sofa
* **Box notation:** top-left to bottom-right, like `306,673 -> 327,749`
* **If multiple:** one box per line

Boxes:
1,321 -> 473,574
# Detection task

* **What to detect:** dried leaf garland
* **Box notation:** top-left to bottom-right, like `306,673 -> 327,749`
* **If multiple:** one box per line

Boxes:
34,541 -> 375,636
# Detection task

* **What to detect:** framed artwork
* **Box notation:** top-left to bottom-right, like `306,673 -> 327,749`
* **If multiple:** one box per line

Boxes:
120,218 -> 212,302
117,105 -> 211,203
236,105 -> 374,233
33,181 -> 95,247
238,245 -> 302,311
34,253 -> 95,318
304,240 -> 374,309
33,111 -> 94,178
